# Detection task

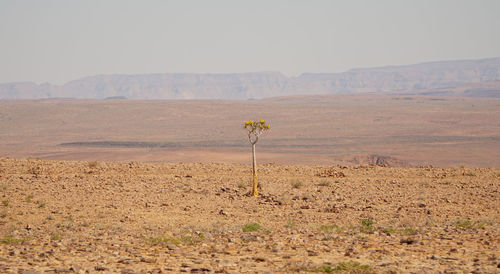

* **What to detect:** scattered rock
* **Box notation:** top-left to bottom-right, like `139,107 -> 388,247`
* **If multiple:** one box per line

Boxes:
0,158 -> 497,273
253,257 -> 266,262
54,268 -> 71,273
400,238 -> 417,245
316,169 -> 345,178
241,235 -> 258,242
140,257 -> 156,263
307,250 -> 319,256
20,270 -> 40,274
118,259 -> 131,264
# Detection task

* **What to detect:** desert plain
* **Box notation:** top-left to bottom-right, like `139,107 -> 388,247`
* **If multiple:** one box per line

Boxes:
0,158 -> 498,273
0,94 -> 499,273
0,94 -> 499,167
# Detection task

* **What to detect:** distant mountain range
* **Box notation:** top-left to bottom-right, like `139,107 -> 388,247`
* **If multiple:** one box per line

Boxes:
2,57 -> 500,99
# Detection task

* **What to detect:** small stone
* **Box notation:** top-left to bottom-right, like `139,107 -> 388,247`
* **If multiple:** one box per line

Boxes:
140,257 -> 156,263
204,232 -> 213,240
20,270 -> 40,274
400,238 -> 416,245
94,266 -> 107,271
69,266 -> 82,273
253,257 -> 266,262
307,250 -> 319,256
241,235 -> 258,242
190,267 -> 211,272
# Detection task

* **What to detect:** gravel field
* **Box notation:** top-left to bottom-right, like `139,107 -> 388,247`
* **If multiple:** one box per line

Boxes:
0,158 -> 498,273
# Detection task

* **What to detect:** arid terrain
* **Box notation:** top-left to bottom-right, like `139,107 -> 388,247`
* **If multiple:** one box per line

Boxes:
0,94 -> 499,272
1,94 -> 499,167
0,158 -> 498,273
1,1 -> 499,272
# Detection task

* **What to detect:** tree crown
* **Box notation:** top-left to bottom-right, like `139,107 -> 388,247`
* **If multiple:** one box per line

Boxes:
244,119 -> 270,144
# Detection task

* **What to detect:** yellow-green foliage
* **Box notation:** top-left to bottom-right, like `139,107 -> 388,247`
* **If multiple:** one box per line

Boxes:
0,235 -> 22,244
244,120 -> 271,138
291,179 -> 302,189
50,234 -> 63,241
360,219 -> 375,234
320,224 -> 340,232
310,261 -> 371,273
242,223 -> 262,232
244,120 -> 271,131
147,234 -> 204,246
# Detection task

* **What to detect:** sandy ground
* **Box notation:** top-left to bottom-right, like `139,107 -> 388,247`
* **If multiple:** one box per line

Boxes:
0,158 -> 498,273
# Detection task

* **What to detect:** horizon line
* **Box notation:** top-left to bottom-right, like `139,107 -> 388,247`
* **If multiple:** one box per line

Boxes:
2,56 -> 500,86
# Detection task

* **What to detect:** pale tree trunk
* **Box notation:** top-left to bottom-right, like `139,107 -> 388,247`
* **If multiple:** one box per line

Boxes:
252,143 -> 258,197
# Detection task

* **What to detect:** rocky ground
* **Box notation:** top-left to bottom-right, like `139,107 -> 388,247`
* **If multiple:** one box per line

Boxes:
0,158 -> 498,273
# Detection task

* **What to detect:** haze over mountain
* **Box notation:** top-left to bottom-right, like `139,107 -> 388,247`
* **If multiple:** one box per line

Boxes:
1,57 -> 500,99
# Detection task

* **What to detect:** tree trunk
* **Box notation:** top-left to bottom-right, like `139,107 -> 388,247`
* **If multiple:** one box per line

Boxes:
251,143 -> 258,197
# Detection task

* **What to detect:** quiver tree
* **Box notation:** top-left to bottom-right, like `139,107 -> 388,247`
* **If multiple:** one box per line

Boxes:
244,120 -> 270,197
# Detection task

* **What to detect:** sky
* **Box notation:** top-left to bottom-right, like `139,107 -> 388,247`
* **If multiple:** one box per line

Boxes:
1,0 -> 500,84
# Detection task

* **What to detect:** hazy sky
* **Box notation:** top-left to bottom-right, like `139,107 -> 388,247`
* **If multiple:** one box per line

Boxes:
1,0 -> 500,84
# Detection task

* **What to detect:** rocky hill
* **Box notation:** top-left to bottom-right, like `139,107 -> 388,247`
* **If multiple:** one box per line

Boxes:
1,57 -> 500,99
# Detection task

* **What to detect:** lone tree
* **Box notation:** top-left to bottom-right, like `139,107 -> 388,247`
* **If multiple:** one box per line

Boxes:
244,119 -> 270,197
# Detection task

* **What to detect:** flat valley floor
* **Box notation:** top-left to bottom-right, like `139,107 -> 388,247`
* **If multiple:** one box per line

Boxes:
1,94 -> 499,167
0,158 -> 498,273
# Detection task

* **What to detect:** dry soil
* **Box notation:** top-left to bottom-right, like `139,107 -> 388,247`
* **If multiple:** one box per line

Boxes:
0,158 -> 498,273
